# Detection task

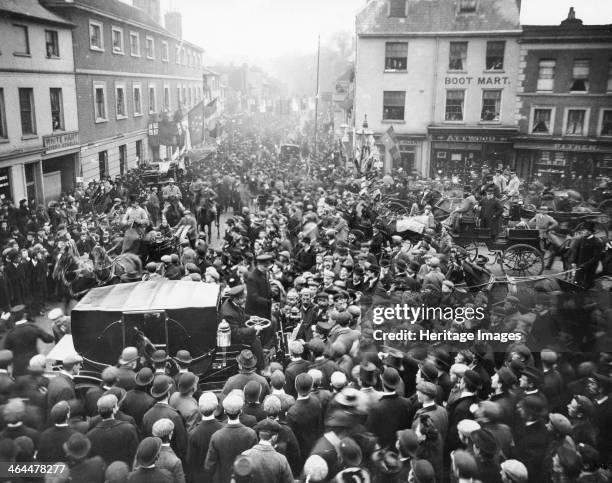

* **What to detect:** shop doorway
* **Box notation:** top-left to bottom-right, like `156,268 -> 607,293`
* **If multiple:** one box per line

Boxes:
44,171 -> 62,204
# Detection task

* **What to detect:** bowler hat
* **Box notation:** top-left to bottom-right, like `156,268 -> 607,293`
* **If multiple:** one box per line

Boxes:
134,367 -> 154,387
150,375 -> 172,398
135,437 -> 162,467
63,433 -> 91,460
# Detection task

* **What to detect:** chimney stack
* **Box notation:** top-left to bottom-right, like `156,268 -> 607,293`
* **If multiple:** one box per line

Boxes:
164,11 -> 182,39
132,0 -> 161,25
561,7 -> 583,26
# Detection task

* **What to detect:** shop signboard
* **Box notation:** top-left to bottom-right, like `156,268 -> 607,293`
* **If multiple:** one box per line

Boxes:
42,131 -> 80,154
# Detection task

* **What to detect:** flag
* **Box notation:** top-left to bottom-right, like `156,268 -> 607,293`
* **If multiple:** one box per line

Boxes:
381,125 -> 401,164
204,98 -> 217,118
187,101 -> 205,145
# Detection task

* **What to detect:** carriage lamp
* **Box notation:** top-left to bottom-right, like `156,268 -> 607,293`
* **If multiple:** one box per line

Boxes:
216,319 -> 231,366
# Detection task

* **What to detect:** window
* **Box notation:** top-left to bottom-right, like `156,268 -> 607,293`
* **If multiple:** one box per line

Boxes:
382,91 -> 405,120
164,85 -> 170,110
532,108 -> 553,134
175,45 -> 180,64
115,84 -> 126,118
449,42 -> 467,70
459,0 -> 477,13
182,86 -> 186,105
600,110 -> 612,136
565,109 -> 587,135
180,48 -> 185,65
146,36 -> 155,59
570,60 -> 590,92
389,0 -> 406,17
0,89 -> 7,139
161,40 -> 169,61
130,32 -> 140,57
98,151 -> 108,179
445,90 -> 465,121
13,25 -> 30,55
93,82 -> 107,122
45,30 -> 59,58
18,88 -> 36,135
607,60 -> 612,92
485,41 -> 504,70
188,87 -> 192,106
385,42 -> 408,71
149,85 -> 156,113
537,60 -> 555,92
481,90 -> 501,121
111,27 -> 124,54
133,83 -> 142,116
50,88 -> 64,131
89,20 -> 103,50
119,145 -> 127,175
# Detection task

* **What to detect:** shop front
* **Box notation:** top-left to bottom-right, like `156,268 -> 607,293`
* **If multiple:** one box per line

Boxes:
514,138 -> 612,193
428,127 -> 517,180
42,131 -> 80,204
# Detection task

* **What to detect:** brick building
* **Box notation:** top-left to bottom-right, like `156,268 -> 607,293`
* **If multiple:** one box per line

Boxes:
513,9 -> 612,188
43,0 -> 205,181
355,0 -> 521,176
0,0 -> 79,204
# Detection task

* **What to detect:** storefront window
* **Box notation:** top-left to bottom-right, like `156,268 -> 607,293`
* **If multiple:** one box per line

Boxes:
600,110 -> 612,136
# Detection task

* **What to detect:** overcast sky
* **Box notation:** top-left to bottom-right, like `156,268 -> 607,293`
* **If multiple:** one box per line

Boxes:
149,0 -> 612,63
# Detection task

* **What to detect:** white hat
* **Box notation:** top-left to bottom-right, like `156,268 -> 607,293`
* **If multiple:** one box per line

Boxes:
48,308 -> 64,321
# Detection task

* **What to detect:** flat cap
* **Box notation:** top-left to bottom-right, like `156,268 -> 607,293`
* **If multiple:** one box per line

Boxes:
457,419 -> 481,436
227,284 -> 246,297
50,401 -> 70,423
198,392 -> 218,413
222,393 -> 244,413
451,449 -> 478,477
0,350 -> 13,364
416,381 -> 438,398
97,394 -> 118,411
500,460 -> 528,482
255,253 -> 273,262
548,413 -> 572,435
152,418 -> 174,438
257,418 -> 281,435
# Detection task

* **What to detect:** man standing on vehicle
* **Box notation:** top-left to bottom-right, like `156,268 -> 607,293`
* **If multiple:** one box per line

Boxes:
569,221 -> 604,289
505,170 -> 521,199
162,178 -> 182,201
480,189 -> 504,241
443,186 -> 477,234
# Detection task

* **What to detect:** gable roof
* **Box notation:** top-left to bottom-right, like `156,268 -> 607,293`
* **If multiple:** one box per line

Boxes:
0,0 -> 74,27
357,0 -> 520,36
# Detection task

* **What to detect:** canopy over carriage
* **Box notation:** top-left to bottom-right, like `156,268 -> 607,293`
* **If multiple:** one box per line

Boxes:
71,280 -> 220,374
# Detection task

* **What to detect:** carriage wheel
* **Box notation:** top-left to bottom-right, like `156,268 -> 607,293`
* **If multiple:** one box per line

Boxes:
598,199 -> 612,224
459,242 -> 479,262
501,244 -> 544,277
575,220 -> 609,242
386,201 -> 411,217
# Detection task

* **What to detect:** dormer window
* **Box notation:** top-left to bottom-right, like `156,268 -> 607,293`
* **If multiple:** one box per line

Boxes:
389,0 -> 406,17
459,0 -> 477,13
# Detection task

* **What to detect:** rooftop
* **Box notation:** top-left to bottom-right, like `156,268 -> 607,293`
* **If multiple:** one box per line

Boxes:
43,0 -> 204,50
357,0 -> 520,36
0,0 -> 74,27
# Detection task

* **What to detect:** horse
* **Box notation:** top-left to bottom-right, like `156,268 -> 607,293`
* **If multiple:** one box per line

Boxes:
197,199 -> 219,241
164,199 -> 184,228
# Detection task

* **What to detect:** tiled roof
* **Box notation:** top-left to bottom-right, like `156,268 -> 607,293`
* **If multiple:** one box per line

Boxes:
43,0 -> 204,50
357,0 -> 520,35
0,0 -> 74,26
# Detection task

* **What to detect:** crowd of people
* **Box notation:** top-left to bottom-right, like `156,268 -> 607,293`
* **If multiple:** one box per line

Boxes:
0,114 -> 609,483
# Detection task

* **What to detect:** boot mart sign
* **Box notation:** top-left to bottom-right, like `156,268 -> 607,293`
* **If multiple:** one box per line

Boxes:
444,76 -> 511,86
